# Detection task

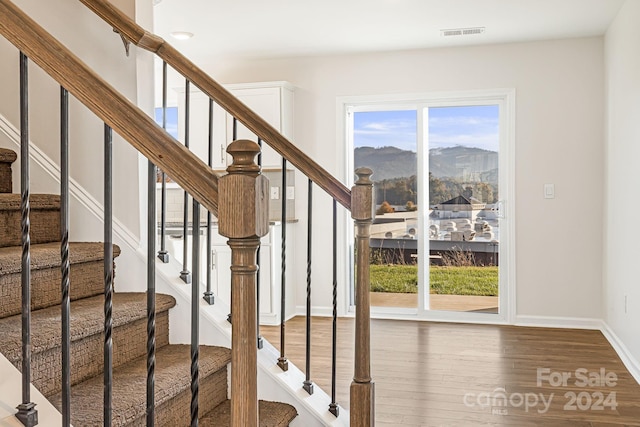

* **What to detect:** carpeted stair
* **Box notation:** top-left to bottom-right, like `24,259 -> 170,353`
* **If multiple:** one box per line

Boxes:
0,148 -> 16,193
0,148 -> 297,426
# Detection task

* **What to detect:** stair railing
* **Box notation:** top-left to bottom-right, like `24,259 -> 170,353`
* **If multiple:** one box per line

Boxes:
0,0 -> 375,425
78,2 -> 376,424
0,1 -> 219,426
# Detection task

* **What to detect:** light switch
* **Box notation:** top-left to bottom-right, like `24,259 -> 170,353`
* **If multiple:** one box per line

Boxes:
544,183 -> 555,199
270,186 -> 280,200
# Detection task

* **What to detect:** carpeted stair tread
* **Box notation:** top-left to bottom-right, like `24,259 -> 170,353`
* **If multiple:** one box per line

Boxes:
0,148 -> 17,163
0,193 -> 61,247
0,148 -> 16,194
0,241 -> 121,275
0,292 -> 175,363
0,193 -> 60,210
50,344 -> 232,426
201,400 -> 298,427
0,242 -> 122,318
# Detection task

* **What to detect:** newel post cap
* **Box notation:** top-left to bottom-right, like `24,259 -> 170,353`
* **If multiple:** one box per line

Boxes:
218,139 -> 269,238
351,167 -> 374,221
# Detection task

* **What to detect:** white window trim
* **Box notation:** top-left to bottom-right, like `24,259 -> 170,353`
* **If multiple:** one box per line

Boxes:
336,88 -> 517,325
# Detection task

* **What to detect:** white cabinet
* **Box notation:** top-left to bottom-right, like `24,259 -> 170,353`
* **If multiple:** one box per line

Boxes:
176,90 -> 228,169
176,81 -> 294,170
225,82 -> 294,168
171,81 -> 297,324
210,223 -> 294,326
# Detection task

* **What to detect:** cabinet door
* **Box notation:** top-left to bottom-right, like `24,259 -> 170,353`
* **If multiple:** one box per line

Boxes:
212,245 -> 232,306
177,90 -> 227,169
228,87 -> 284,168
211,234 -> 274,324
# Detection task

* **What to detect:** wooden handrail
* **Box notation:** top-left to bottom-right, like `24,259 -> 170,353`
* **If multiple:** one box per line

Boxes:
0,0 -> 219,215
78,0 -> 352,211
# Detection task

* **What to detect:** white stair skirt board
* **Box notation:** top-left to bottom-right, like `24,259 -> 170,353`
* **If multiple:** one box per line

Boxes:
0,353 -> 63,427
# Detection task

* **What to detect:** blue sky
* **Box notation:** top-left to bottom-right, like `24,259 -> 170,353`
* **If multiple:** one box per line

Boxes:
354,105 -> 499,152
154,107 -> 179,139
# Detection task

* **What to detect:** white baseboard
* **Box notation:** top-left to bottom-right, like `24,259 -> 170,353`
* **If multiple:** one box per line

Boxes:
600,322 -> 640,385
514,314 -> 603,330
295,305 -> 335,318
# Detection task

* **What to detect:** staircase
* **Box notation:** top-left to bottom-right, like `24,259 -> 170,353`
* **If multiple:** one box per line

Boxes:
0,147 -> 297,426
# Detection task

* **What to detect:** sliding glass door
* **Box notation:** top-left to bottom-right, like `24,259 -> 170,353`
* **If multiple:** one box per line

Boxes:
347,90 -> 514,321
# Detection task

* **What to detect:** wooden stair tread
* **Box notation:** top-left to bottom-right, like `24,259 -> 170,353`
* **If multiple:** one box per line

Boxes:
49,344 -> 232,426
0,241 -> 120,275
201,400 -> 298,427
0,292 -> 175,362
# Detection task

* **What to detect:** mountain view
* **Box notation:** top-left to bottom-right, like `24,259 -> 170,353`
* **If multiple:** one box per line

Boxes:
355,146 -> 498,183
355,146 -> 499,206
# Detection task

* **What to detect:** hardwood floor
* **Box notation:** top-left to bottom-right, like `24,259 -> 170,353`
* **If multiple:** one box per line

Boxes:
261,317 -> 640,426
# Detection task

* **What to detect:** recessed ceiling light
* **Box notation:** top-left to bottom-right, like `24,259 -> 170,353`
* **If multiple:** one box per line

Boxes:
170,31 -> 194,40
440,27 -> 486,37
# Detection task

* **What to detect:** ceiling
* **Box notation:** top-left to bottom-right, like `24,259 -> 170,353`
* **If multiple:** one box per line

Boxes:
153,0 -> 626,61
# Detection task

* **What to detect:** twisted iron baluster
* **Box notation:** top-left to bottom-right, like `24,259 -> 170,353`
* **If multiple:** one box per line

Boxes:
303,179 -> 314,395
16,51 -> 38,427
147,160 -> 156,426
191,199 -> 201,427
329,199 -> 339,417
180,79 -> 191,284
157,60 -> 169,263
60,86 -> 71,427
256,137 -> 263,349
203,98 -> 214,305
277,158 -> 288,371
104,124 -> 113,427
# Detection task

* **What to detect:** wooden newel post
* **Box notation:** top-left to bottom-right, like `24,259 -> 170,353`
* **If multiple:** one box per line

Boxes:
350,167 -> 375,426
218,139 -> 269,427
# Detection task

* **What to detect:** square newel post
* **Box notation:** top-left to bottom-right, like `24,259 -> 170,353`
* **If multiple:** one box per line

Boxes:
218,139 -> 269,427
350,167 -> 375,426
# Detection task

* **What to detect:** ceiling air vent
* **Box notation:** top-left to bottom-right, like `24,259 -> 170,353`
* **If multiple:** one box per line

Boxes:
441,27 -> 486,37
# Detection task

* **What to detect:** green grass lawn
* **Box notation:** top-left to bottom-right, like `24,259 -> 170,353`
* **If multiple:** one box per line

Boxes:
369,264 -> 498,296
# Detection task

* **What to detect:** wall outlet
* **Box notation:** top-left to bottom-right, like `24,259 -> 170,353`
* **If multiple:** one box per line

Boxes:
287,186 -> 295,200
270,186 -> 280,200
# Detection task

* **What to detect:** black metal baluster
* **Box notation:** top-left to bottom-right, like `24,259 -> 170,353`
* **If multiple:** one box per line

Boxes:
104,124 -> 114,427
277,159 -> 288,371
16,51 -> 38,427
60,86 -> 71,427
303,179 -> 314,395
226,118 -> 238,325
157,61 -> 169,263
203,98 -> 214,305
329,199 -> 339,417
146,160 -> 156,426
180,80 -> 191,284
191,199 -> 201,427
256,137 -> 263,350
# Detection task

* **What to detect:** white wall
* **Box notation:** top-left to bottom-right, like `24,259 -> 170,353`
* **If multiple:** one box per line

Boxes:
0,0 -> 142,240
191,37 -> 605,321
604,0 -> 640,371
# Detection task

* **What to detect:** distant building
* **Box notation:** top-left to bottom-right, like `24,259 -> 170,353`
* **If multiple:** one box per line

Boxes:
431,194 -> 486,221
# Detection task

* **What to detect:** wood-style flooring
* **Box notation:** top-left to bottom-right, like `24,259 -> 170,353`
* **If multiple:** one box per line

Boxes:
261,317 -> 640,426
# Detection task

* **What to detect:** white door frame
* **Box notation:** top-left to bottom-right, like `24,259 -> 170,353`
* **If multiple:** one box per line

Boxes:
337,88 -> 516,325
